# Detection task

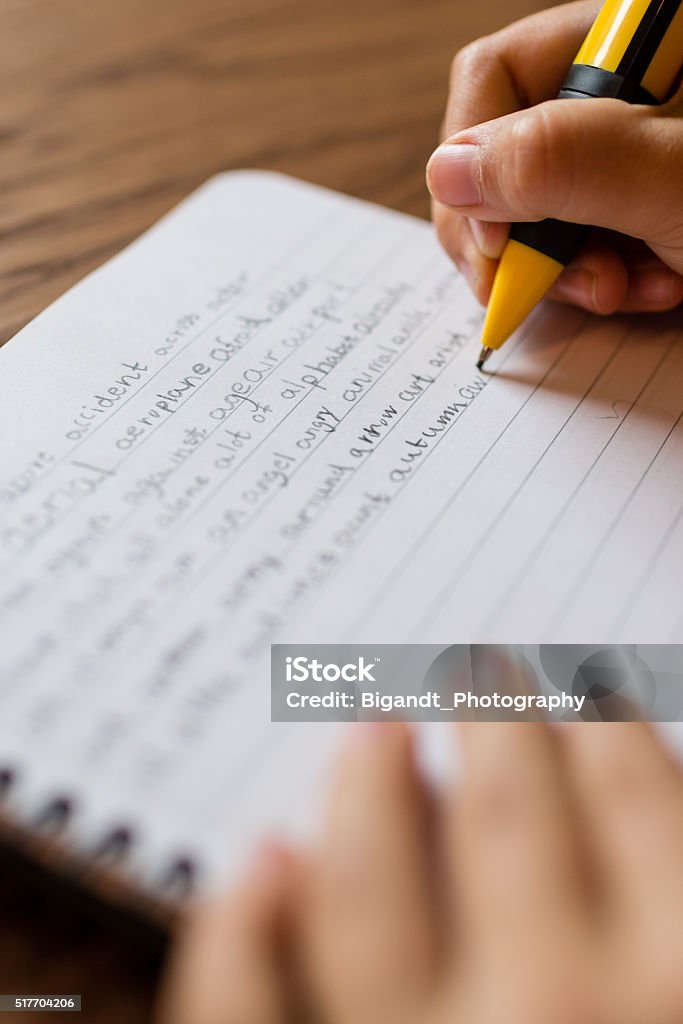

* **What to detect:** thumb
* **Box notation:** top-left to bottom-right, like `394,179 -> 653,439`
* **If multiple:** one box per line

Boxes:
426,98 -> 683,253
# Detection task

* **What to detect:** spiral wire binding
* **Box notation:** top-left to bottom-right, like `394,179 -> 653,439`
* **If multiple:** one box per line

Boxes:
160,855 -> 196,899
0,767 -> 15,796
0,764 -> 192,946
33,796 -> 72,832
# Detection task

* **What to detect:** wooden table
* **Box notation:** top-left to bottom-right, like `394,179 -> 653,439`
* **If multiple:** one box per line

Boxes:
0,0 -> 553,1018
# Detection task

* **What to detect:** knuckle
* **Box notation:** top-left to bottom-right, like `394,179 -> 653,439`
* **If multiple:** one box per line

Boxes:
449,37 -> 494,93
645,117 -> 683,245
505,105 -> 567,217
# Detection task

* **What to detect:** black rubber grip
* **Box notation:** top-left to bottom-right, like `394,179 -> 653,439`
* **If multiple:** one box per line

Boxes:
509,219 -> 588,266
559,63 -> 658,104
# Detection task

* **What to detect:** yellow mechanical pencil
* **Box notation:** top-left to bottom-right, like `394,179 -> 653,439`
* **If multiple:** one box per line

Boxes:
478,0 -> 683,370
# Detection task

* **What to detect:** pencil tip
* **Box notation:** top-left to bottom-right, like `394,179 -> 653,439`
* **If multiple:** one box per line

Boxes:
476,347 -> 492,372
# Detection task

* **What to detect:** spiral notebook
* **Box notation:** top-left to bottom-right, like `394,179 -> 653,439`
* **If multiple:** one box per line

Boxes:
1,171 -> 683,925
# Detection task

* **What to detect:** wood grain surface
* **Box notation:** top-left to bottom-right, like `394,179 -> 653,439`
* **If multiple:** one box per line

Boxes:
0,0 -> 551,1019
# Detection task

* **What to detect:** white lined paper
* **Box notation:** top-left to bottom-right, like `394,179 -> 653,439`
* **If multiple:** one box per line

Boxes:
1,171 -> 682,890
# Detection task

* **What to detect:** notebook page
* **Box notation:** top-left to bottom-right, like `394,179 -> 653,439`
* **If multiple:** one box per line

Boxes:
1,171 -> 682,891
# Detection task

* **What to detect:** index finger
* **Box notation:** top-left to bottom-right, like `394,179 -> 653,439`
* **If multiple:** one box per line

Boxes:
441,0 -> 599,142
450,715 -> 587,966
158,847 -> 293,1024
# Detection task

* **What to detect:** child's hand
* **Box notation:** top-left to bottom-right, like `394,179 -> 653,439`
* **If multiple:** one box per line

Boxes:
157,842 -> 298,1024
426,1 -> 683,316
159,720 -> 683,1024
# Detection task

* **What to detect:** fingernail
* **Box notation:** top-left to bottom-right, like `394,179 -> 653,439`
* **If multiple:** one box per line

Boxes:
628,268 -> 677,306
351,720 -> 393,742
249,840 -> 291,881
350,720 -> 410,749
427,143 -> 482,207
468,218 -> 508,260
554,268 -> 598,309
468,218 -> 488,254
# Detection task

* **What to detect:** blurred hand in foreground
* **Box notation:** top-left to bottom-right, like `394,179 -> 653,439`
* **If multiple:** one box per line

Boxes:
159,718 -> 683,1024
